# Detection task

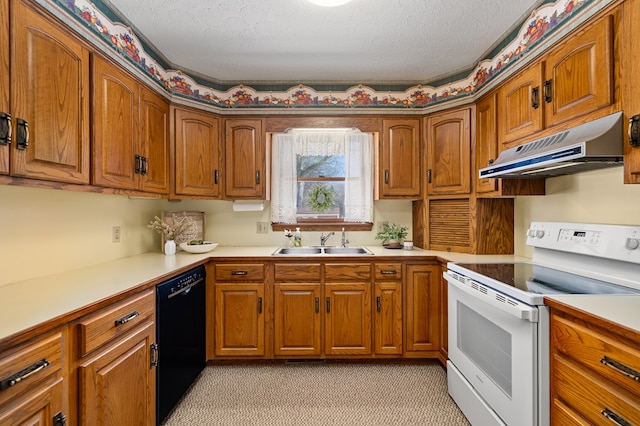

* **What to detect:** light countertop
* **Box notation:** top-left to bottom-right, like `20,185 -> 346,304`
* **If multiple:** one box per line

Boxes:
0,245 -> 527,343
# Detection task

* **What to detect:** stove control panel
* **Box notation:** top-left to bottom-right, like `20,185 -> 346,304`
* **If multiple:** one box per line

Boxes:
527,222 -> 640,263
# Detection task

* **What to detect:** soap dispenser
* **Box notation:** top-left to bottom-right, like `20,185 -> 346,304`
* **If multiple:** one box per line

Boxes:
294,227 -> 302,247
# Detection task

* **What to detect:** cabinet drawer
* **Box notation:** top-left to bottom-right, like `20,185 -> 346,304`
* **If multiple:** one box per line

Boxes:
325,263 -> 371,281
77,289 -> 154,357
553,354 -> 640,425
552,315 -> 640,396
215,264 -> 265,281
274,264 -> 321,282
0,330 -> 64,406
375,263 -> 403,280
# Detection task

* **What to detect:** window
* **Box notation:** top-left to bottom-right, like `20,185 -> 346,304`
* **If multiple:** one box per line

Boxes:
271,129 -> 374,229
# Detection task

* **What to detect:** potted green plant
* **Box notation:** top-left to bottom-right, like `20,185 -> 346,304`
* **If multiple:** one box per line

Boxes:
375,222 -> 409,246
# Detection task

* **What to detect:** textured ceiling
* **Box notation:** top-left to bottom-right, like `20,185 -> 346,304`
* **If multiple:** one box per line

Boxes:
105,0 -> 543,84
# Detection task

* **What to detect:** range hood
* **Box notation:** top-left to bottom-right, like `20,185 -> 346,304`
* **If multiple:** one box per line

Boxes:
479,111 -> 624,179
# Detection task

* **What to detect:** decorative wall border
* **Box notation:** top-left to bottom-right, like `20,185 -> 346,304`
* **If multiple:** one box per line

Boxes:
52,0 -> 602,111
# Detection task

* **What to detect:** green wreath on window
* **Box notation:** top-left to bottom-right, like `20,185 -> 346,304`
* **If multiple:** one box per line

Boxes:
307,184 -> 335,213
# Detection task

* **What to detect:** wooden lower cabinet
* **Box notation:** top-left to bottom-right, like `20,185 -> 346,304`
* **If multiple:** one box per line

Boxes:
324,282 -> 372,356
77,322 -> 156,426
374,263 -> 403,355
214,283 -> 266,357
549,303 -> 640,425
405,264 -> 440,357
0,329 -> 67,426
274,283 -> 322,357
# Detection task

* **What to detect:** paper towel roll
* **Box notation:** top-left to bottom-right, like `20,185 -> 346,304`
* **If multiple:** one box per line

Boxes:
232,201 -> 265,212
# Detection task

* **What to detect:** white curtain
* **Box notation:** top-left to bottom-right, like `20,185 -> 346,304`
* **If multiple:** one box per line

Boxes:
270,129 -> 374,224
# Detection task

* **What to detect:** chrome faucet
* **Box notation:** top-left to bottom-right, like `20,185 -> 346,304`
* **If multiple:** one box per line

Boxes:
320,231 -> 335,246
341,227 -> 349,247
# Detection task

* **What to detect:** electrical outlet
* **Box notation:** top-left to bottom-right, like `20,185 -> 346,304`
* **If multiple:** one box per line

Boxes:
378,221 -> 388,232
112,226 -> 121,243
256,222 -> 269,234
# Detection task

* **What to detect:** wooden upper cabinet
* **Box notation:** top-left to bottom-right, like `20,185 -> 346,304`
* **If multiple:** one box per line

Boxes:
426,107 -> 472,195
138,87 -> 170,193
379,119 -> 421,199
543,14 -> 614,128
92,56 -> 169,194
92,56 -> 138,190
173,107 -> 220,198
475,94 -> 545,197
0,0 -> 8,175
475,94 -> 499,194
497,63 -> 543,146
224,118 -> 265,199
9,0 -> 90,183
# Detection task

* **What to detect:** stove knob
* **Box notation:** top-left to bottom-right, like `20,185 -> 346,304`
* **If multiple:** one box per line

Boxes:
527,229 -> 536,238
625,238 -> 640,250
535,230 -> 545,239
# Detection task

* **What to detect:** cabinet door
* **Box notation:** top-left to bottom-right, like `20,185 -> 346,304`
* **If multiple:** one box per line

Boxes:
92,56 -> 138,190
173,108 -> 220,197
324,283 -> 371,355
0,0 -> 8,175
10,0 -> 90,183
405,264 -> 440,353
497,63 -> 543,146
379,119 -> 421,198
274,283 -> 321,357
214,283 -> 265,357
374,282 -> 403,355
224,119 -> 264,199
78,322 -> 155,426
544,15 -> 613,128
139,87 -> 169,194
476,94 -> 499,194
0,377 -> 65,426
426,108 -> 471,195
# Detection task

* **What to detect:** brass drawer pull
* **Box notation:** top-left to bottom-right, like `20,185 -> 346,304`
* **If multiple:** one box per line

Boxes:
0,358 -> 50,390
231,270 -> 248,276
600,356 -> 640,381
601,407 -> 632,426
150,343 -> 159,367
114,310 -> 140,327
380,269 -> 397,275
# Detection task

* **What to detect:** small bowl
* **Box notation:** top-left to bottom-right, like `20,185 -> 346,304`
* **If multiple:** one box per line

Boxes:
179,241 -> 218,254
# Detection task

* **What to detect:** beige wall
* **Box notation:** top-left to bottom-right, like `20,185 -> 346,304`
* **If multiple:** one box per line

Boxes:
515,167 -> 640,258
0,185 -> 412,286
2,166 -> 638,286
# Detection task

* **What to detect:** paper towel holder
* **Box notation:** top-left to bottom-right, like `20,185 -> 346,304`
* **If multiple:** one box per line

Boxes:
232,201 -> 265,212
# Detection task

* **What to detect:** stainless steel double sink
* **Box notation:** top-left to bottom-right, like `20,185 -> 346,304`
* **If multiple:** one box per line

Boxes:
272,246 -> 374,255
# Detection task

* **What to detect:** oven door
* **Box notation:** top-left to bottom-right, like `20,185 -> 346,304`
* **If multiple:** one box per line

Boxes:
445,272 -> 538,426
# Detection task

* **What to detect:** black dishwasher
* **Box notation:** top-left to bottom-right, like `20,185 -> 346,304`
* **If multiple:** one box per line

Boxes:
156,265 -> 206,425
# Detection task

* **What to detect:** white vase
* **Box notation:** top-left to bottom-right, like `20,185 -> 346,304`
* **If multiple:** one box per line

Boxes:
164,240 -> 176,255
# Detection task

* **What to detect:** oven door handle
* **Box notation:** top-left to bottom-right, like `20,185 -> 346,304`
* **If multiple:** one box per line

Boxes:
444,271 -> 539,322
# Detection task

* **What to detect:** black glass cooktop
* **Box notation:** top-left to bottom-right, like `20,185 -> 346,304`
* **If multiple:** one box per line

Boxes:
453,262 -> 638,295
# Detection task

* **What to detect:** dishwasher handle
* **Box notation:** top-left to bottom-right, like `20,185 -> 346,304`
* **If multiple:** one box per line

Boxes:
167,277 -> 204,299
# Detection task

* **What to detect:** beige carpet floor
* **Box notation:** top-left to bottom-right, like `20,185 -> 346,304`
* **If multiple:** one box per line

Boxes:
163,362 -> 470,426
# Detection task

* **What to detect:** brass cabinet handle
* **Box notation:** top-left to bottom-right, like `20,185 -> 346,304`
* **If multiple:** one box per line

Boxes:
0,112 -> 11,146
16,118 -> 29,150
384,169 -> 389,184
150,343 -> 159,367
258,297 -> 263,314
214,169 -> 219,184
531,87 -> 540,109
141,156 -> 148,175
326,297 -> 331,313
544,79 -> 553,103
255,170 -> 260,185
135,154 -> 142,174
315,296 -> 319,313
600,356 -> 640,381
601,407 -> 631,426
53,412 -> 67,426
427,169 -> 432,184
0,358 -> 50,390
114,311 -> 140,327
376,296 -> 381,313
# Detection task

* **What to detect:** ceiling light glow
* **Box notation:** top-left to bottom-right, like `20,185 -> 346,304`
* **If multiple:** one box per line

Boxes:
307,0 -> 353,7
